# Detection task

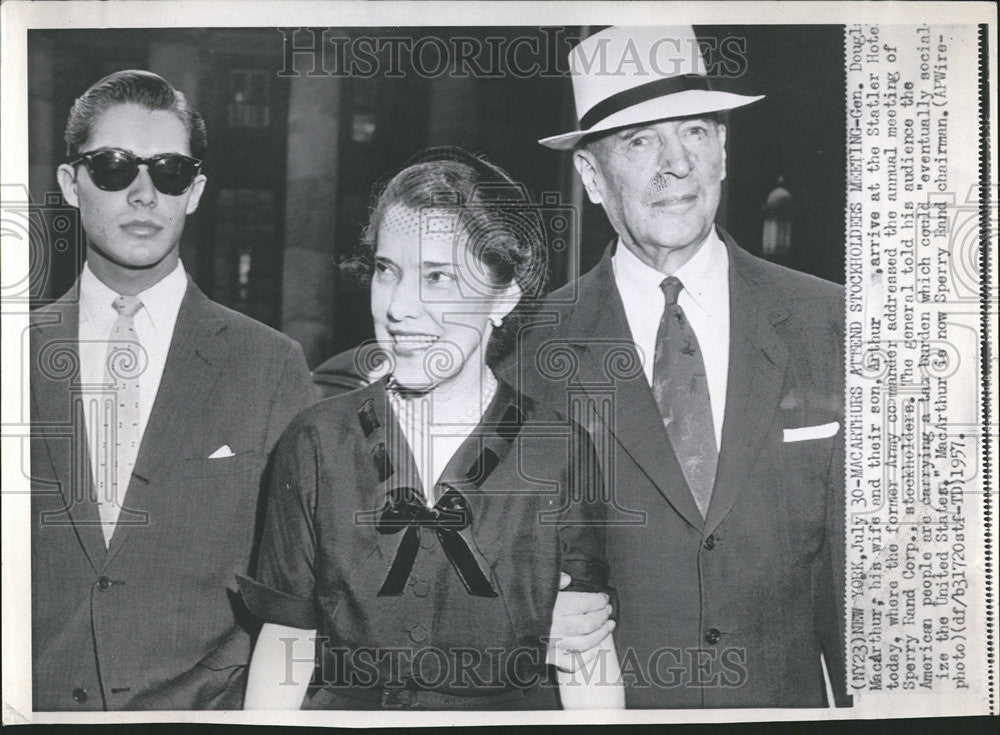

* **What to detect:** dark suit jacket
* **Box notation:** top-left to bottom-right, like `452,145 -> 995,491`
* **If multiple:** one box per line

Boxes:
30,277 -> 315,711
506,233 -> 849,708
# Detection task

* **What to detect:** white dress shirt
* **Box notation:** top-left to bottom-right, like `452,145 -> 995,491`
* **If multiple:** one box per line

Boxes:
612,228 -> 730,447
78,260 -> 188,491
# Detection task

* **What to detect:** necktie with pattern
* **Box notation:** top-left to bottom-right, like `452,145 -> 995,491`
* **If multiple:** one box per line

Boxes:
651,276 -> 718,518
97,294 -> 144,545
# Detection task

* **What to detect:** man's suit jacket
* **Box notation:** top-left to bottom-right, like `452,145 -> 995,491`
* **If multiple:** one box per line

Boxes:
30,278 -> 315,710
509,233 -> 849,708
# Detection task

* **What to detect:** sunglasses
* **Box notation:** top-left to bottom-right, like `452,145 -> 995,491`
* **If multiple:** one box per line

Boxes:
69,148 -> 202,196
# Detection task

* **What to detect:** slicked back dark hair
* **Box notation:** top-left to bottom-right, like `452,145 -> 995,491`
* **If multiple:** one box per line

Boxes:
64,69 -> 207,161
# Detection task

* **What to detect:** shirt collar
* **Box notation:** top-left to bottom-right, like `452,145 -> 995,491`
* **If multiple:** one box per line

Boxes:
79,262 -> 121,332
138,260 -> 188,336
79,259 -> 188,336
612,228 -> 728,318
672,228 -> 728,317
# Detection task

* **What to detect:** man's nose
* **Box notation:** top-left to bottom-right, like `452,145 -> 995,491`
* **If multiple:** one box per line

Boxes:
127,165 -> 158,206
657,131 -> 693,177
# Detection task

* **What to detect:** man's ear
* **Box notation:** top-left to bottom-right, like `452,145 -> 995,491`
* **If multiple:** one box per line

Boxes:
184,174 -> 207,215
56,164 -> 80,208
717,123 -> 728,183
572,149 -> 605,205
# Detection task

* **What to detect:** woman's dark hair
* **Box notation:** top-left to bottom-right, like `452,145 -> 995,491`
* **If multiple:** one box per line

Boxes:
354,146 -> 549,364
64,69 -> 207,161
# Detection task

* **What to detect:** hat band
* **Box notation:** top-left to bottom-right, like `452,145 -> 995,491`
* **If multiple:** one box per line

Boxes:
578,74 -> 713,131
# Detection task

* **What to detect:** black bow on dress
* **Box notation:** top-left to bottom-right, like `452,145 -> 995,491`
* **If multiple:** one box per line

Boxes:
375,485 -> 498,597
358,385 -> 527,598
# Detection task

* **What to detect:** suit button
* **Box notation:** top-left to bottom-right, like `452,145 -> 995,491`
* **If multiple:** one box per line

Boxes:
704,628 -> 722,645
411,580 -> 430,598
703,535 -> 717,550
409,624 -> 429,643
98,576 -> 112,590
72,687 -> 88,703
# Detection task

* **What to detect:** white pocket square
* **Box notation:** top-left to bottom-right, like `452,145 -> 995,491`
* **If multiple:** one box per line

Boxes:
207,444 -> 236,459
783,422 -> 840,442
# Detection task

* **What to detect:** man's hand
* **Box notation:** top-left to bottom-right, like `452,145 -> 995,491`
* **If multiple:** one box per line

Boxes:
547,572 -> 615,672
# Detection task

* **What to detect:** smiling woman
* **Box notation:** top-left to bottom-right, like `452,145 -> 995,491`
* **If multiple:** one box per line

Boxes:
363,148 -> 547,391
237,147 -> 623,711
371,202 -> 507,390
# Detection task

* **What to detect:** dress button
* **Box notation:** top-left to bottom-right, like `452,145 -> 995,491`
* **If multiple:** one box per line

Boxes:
98,576 -> 112,590
704,627 -> 722,645
72,687 -> 88,703
411,580 -> 430,598
703,534 -> 717,550
409,624 -> 429,643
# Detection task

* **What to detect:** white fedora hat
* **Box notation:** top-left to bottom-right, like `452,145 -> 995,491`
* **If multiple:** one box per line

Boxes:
539,26 -> 763,150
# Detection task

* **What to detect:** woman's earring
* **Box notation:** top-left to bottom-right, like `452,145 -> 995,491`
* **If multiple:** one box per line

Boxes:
490,315 -> 502,327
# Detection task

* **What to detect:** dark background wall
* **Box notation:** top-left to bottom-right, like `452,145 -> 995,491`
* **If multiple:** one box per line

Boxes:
28,25 -> 845,366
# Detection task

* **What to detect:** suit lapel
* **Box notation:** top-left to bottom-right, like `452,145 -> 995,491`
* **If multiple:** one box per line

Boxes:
31,291 -> 108,571
104,280 -> 231,565
563,253 -> 705,530
705,238 -> 789,535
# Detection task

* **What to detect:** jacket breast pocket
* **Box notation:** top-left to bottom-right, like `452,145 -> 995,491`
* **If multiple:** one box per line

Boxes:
776,432 -> 837,568
176,451 -> 258,479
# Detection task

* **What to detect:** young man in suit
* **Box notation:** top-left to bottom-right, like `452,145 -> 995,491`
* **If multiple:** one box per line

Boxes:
30,70 -> 315,710
524,26 -> 850,707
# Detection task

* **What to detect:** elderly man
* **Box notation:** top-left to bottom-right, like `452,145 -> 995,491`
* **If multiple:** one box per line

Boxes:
30,70 -> 315,710
518,26 -> 849,708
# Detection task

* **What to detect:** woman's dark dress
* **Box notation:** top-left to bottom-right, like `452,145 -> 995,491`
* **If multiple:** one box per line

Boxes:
238,377 -> 609,710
